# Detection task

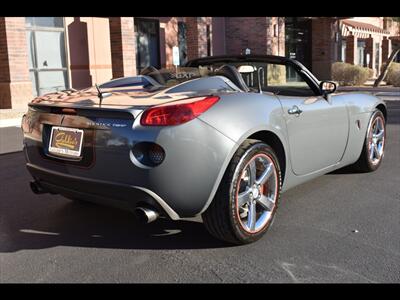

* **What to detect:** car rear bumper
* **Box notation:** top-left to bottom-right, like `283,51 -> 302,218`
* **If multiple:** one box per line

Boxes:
23,114 -> 237,218
27,163 -> 181,220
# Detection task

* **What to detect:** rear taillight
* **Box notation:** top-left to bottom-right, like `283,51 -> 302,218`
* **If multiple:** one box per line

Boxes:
140,96 -> 220,126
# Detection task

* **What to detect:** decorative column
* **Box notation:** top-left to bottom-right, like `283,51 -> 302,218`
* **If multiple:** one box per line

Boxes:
0,17 -> 33,109
109,17 -> 136,78
185,17 -> 199,61
311,17 -> 336,80
185,17 -> 212,60
345,33 -> 357,65
365,34 -> 374,71
381,36 -> 391,65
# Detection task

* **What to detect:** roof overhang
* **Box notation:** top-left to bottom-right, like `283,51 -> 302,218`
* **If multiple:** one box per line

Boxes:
341,19 -> 390,38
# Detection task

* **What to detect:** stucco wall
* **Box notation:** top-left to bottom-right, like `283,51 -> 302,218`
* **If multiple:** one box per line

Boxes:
65,17 -> 113,89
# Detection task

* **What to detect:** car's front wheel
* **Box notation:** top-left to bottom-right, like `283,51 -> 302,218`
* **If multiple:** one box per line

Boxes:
202,139 -> 282,244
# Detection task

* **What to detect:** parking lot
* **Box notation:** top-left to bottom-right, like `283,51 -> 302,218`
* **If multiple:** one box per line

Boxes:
0,101 -> 399,283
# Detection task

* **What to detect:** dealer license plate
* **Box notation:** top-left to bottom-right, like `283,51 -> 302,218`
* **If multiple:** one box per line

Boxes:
48,126 -> 84,158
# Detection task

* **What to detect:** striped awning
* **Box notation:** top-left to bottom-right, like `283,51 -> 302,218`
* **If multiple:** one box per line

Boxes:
341,20 -> 390,38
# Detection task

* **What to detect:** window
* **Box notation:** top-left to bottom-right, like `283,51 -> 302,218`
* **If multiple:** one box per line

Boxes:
284,17 -> 312,70
206,25 -> 211,57
135,18 -> 161,73
341,39 -> 347,62
357,40 -> 366,67
188,59 -> 318,97
25,17 -> 68,96
178,22 -> 187,65
234,62 -> 316,96
26,17 -> 64,28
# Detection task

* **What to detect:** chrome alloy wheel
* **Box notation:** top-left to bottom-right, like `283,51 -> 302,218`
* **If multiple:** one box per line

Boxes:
368,116 -> 385,165
235,153 -> 278,233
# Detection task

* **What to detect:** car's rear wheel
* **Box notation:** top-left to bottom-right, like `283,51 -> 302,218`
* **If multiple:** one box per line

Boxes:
352,110 -> 386,172
202,139 -> 282,244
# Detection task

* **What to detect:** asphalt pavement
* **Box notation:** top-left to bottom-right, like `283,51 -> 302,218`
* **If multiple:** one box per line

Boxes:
0,101 -> 399,283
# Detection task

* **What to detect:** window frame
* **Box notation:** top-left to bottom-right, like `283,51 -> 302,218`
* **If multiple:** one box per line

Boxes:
135,18 -> 161,73
26,17 -> 70,96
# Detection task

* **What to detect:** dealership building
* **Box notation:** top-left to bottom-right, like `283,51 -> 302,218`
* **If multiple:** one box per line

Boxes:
0,16 -> 399,109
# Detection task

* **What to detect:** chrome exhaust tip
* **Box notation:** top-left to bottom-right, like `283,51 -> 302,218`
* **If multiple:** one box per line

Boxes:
30,181 -> 47,194
134,207 -> 159,224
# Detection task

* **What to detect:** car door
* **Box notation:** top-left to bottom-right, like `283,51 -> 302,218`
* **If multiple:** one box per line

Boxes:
268,63 -> 349,176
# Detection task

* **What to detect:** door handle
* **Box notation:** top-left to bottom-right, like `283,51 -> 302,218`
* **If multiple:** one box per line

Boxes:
288,105 -> 303,115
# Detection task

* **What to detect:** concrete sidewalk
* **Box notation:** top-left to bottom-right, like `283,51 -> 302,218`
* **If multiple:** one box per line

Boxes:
337,86 -> 400,99
0,109 -> 24,154
0,108 -> 25,128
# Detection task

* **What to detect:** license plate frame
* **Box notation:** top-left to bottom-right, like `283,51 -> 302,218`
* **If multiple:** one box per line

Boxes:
48,126 -> 84,158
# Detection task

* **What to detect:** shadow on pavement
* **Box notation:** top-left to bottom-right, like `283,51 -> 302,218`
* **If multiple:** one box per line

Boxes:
0,200 -> 230,253
0,151 -> 230,252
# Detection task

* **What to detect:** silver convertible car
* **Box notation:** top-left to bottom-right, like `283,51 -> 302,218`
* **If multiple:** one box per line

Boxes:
22,55 -> 387,244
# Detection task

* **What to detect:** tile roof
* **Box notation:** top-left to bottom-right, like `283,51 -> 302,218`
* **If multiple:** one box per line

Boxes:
342,20 -> 390,35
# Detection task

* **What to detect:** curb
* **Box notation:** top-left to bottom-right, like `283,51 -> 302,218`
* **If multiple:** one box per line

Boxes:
0,118 -> 22,128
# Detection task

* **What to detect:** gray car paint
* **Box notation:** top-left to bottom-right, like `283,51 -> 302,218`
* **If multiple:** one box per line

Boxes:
22,70 -> 386,220
197,90 -> 385,202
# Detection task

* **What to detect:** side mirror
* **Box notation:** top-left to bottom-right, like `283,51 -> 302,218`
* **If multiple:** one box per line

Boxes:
319,80 -> 337,97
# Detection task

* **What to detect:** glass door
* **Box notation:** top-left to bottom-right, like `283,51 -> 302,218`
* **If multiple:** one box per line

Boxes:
178,21 -> 187,65
285,17 -> 312,76
357,40 -> 366,67
135,18 -> 161,73
26,17 -> 69,96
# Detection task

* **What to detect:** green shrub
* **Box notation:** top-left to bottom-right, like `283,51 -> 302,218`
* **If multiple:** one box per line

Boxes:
332,62 -> 373,86
385,62 -> 400,85
267,64 -> 286,85
388,70 -> 400,87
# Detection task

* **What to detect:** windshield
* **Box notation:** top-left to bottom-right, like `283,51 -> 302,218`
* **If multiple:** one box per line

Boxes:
183,59 -> 320,96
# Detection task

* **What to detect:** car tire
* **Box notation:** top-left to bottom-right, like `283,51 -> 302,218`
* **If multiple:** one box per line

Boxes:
352,109 -> 386,173
202,139 -> 282,245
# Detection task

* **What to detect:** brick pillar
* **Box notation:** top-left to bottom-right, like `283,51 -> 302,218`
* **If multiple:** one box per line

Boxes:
345,33 -> 357,65
109,17 -> 136,78
381,36 -> 391,64
0,17 -> 32,109
185,17 -> 212,60
197,17 -> 211,57
311,18 -> 337,80
365,35 -> 374,70
211,17 -> 226,56
186,17 -> 199,61
225,17 -> 271,55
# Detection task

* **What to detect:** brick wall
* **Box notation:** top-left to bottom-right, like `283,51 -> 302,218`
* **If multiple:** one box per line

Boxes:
225,17 -> 268,55
212,17 -> 226,55
345,34 -> 357,65
365,36 -> 374,70
381,36 -> 391,64
311,18 -> 338,80
109,17 -> 136,78
161,17 -> 179,68
224,17 -> 284,56
266,17 -> 285,56
0,17 -> 32,109
186,17 -> 199,61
